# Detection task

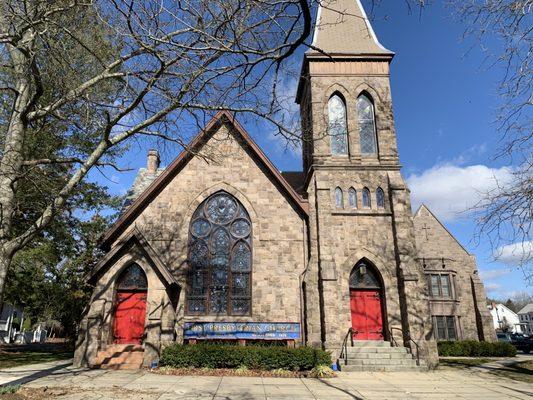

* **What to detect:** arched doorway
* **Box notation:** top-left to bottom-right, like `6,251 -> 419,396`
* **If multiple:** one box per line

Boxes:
113,263 -> 148,344
349,260 -> 385,340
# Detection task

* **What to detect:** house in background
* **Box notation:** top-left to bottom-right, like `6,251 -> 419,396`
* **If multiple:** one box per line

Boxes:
0,303 -> 24,343
488,303 -> 522,333
518,304 -> 533,334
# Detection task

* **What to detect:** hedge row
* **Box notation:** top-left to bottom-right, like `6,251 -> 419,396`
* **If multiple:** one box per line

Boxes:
160,344 -> 331,371
438,340 -> 516,357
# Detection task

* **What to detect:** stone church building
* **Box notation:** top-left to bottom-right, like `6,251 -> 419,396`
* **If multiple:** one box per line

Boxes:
74,0 -> 495,370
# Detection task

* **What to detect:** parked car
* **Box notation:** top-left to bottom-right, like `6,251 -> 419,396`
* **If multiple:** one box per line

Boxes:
496,332 -> 511,342
510,333 -> 532,354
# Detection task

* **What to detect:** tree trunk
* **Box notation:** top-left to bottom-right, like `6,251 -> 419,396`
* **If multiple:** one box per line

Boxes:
0,245 -> 14,307
0,34 -> 35,304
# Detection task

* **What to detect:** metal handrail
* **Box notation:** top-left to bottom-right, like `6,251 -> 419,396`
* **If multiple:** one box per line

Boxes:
389,327 -> 420,366
339,327 -> 354,365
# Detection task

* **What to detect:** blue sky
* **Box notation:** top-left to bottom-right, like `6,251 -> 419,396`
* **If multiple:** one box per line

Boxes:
96,1 -> 530,299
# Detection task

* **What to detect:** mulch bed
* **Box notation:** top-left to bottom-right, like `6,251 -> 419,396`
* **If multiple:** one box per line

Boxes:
153,367 -> 333,378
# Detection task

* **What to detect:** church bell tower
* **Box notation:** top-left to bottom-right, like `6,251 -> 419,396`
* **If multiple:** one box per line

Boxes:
297,0 -> 438,366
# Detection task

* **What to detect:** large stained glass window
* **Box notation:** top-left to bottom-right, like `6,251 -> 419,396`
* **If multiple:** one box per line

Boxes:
328,94 -> 348,155
357,94 -> 378,155
187,191 -> 252,315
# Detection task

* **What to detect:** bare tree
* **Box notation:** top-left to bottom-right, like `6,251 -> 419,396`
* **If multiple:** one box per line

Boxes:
0,0 -> 317,303
449,1 -> 532,281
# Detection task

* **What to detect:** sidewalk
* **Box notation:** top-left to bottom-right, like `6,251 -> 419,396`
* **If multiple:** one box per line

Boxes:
0,360 -> 531,399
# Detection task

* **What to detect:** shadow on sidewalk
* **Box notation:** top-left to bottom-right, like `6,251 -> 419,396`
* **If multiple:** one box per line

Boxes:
0,360 -> 74,387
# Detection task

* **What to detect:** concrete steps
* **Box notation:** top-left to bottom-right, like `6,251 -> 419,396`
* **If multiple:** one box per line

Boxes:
340,340 -> 426,372
93,344 -> 144,370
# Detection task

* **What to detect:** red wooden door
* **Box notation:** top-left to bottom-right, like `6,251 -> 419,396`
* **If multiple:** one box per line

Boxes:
113,292 -> 147,344
350,289 -> 384,340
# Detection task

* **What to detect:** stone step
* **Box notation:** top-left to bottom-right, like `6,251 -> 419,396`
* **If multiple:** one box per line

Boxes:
341,365 -> 424,372
93,344 -> 144,370
346,346 -> 407,354
350,340 -> 391,348
346,352 -> 414,360
345,358 -> 418,366
99,344 -> 143,354
95,352 -> 144,364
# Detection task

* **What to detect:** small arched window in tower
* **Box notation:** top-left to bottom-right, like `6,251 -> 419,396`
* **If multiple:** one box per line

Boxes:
328,94 -> 348,155
362,187 -> 371,208
376,187 -> 385,209
335,187 -> 344,208
348,187 -> 357,209
357,94 -> 378,155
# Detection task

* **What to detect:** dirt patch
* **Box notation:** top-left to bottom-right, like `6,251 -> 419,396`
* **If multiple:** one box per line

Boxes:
1,387 -> 160,399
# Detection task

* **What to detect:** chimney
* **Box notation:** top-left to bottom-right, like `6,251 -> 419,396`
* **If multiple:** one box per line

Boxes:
147,149 -> 160,174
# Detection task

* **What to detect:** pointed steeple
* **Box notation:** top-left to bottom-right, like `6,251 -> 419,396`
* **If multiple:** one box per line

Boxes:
310,0 -> 393,56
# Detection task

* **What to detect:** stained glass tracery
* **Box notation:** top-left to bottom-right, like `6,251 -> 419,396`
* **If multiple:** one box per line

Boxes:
328,95 -> 348,155
357,94 -> 378,155
117,263 -> 147,291
187,191 -> 252,315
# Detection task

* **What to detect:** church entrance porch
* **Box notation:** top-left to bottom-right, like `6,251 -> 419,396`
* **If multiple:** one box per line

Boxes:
349,260 -> 386,341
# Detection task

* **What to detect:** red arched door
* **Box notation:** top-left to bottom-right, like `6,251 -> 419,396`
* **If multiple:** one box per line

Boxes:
349,261 -> 385,340
113,264 -> 147,344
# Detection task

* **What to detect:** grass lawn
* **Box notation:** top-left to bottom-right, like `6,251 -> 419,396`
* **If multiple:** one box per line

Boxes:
439,358 -> 533,384
439,358 -> 491,368
489,360 -> 533,384
0,351 -> 73,369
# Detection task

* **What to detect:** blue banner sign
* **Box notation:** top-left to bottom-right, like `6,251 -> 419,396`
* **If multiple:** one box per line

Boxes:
184,322 -> 301,340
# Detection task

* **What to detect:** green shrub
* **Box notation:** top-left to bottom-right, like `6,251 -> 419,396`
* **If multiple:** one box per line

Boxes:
160,344 -> 331,371
437,340 -> 516,357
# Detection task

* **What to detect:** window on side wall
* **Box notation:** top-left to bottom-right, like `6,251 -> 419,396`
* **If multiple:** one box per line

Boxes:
428,274 -> 453,299
434,316 -> 457,341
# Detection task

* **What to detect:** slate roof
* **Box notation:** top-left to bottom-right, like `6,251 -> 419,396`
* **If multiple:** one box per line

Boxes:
517,304 -> 533,314
309,0 -> 393,56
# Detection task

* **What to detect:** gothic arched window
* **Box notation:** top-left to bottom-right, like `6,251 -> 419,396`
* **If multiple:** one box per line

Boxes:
335,187 -> 344,208
116,263 -> 147,291
376,187 -> 385,209
357,94 -> 378,155
362,187 -> 371,208
348,187 -> 357,209
187,191 -> 252,316
328,94 -> 348,155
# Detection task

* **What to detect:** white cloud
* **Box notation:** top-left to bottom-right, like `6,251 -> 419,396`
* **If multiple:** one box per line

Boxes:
407,163 -> 514,222
494,241 -> 533,266
485,282 -> 502,293
480,268 -> 512,280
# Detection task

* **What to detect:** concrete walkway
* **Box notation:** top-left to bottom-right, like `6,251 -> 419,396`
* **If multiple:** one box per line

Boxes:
0,360 -> 531,399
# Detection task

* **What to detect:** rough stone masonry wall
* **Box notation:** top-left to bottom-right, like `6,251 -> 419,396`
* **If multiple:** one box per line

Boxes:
413,206 -> 496,341
117,123 -> 306,341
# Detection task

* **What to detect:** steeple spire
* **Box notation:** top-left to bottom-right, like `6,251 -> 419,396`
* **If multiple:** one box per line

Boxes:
310,0 -> 393,56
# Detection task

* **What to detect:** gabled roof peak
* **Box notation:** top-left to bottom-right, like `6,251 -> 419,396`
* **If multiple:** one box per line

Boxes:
309,0 -> 393,56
